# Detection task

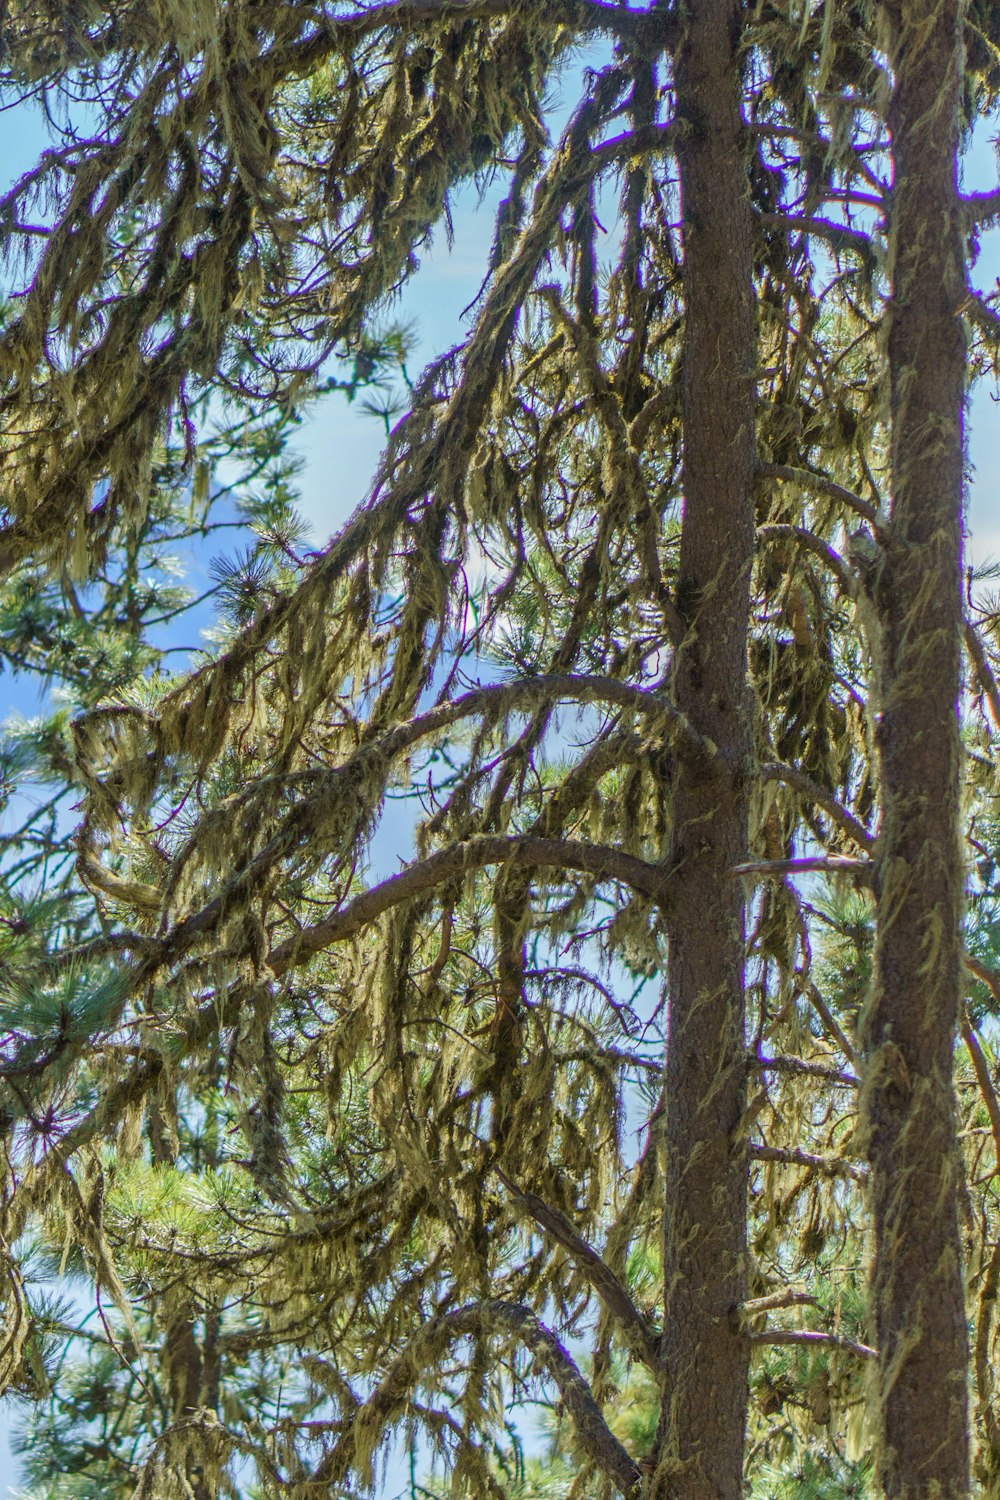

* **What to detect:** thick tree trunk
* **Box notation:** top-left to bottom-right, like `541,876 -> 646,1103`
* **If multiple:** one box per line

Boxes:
652,2 -> 755,1495
864,3 -> 970,1495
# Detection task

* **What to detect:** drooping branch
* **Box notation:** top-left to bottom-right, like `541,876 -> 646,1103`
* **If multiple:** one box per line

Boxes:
758,463 -> 880,527
270,834 -> 671,974
756,523 -> 857,599
495,1166 -> 661,1370
408,674 -> 708,763
126,95 -> 679,768
80,671 -> 705,948
9,770 -> 680,1223
965,619 -> 1000,735
757,212 -> 878,271
311,1300 -> 642,1495
757,762 -> 875,853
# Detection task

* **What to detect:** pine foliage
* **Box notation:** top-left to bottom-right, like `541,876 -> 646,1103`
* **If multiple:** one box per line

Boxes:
0,3 -> 997,1498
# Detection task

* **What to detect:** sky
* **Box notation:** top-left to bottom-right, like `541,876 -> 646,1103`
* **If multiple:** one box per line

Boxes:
286,141 -> 1000,568
0,57 -> 999,1500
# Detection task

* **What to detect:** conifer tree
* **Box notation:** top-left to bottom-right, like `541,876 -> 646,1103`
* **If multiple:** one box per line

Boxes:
0,4 -> 999,1499
862,2 -> 971,1493
653,1 -> 756,1493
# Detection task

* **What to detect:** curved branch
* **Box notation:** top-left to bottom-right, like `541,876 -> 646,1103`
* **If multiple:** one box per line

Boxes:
270,834 -> 670,973
495,1167 -> 661,1370
758,462 -> 880,527
756,523 -> 857,598
757,212 -> 878,269
86,671 -> 704,943
311,1300 -> 641,1495
10,828 -> 659,1235
965,952 -> 1000,1007
80,667 -> 702,968
415,673 -> 706,761
757,761 -> 875,852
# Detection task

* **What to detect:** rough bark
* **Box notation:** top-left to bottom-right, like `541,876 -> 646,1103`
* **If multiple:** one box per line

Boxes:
863,2 -> 970,1494
651,1 -> 756,1494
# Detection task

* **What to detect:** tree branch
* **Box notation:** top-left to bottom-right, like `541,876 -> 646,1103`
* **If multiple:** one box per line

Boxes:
964,289 -> 1000,345
731,855 -> 875,884
964,620 -> 1000,735
495,1167 -> 661,1370
311,1300 -> 641,1495
803,979 -> 860,1070
963,189 -> 1000,228
749,1328 -> 877,1359
319,0 -> 666,43
962,1011 -> 1000,1174
965,952 -> 1000,1007
417,673 -> 708,762
758,462 -> 880,527
756,522 -> 857,598
756,1054 -> 859,1088
115,672 -> 703,970
270,835 -> 671,974
750,1143 -> 867,1183
757,762 -> 875,853
757,212 -> 878,269
741,1290 -> 819,1318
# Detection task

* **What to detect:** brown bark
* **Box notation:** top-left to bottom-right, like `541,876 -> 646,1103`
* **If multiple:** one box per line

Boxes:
651,1 -> 756,1495
863,2 -> 970,1494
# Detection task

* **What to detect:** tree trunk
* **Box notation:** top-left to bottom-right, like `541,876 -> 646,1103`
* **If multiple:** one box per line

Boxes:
864,3 -> 970,1495
652,1 -> 755,1495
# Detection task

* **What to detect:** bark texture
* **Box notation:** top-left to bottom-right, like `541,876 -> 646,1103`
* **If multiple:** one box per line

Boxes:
864,2 -> 970,1494
652,1 -> 755,1495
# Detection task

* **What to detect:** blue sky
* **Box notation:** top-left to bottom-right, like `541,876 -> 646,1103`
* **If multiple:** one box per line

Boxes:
0,68 -> 999,1500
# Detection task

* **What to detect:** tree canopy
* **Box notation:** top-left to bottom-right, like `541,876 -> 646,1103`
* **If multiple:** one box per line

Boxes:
0,2 -> 1000,1498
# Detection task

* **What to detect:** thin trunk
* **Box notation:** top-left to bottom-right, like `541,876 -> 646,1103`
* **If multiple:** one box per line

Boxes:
652,1 -> 755,1495
864,3 -> 969,1495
